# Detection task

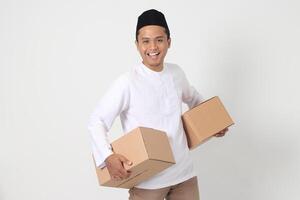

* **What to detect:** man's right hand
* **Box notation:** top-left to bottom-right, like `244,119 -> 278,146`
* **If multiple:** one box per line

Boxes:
104,154 -> 132,181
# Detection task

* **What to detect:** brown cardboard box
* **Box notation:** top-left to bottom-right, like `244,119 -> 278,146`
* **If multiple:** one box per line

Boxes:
94,127 -> 175,189
182,96 -> 234,150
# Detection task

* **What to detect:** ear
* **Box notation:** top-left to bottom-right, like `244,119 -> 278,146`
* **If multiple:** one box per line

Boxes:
167,38 -> 171,48
135,40 -> 139,49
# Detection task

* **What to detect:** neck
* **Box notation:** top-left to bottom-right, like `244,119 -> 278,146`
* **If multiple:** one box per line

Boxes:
143,62 -> 163,72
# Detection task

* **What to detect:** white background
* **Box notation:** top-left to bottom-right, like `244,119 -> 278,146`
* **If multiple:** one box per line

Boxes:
1,0 -> 299,199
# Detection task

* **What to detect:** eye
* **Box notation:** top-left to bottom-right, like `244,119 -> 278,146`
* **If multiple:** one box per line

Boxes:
157,39 -> 164,42
142,40 -> 149,44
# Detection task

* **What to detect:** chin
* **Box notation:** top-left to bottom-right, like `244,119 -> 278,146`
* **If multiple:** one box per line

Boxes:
149,61 -> 162,67
150,64 -> 162,69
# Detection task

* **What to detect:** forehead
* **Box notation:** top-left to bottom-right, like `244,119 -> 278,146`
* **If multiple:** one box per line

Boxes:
138,25 -> 167,38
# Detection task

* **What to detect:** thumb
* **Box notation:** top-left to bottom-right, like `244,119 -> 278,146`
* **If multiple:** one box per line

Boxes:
119,155 -> 132,165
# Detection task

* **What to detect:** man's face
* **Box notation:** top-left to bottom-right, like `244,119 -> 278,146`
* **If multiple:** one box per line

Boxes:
135,25 -> 171,72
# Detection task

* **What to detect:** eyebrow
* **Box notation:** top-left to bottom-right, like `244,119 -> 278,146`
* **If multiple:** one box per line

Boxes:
141,36 -> 165,40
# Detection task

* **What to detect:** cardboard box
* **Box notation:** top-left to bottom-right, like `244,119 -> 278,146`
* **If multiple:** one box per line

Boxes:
94,127 -> 175,189
182,96 -> 234,150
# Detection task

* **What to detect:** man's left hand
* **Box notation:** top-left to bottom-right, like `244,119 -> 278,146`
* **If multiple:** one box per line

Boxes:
214,128 -> 229,137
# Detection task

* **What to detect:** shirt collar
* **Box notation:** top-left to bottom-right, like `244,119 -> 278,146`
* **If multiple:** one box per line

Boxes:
139,62 -> 166,77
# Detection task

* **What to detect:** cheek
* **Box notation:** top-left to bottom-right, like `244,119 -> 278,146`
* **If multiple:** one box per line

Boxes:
139,46 -> 147,53
160,46 -> 169,55
160,44 -> 169,51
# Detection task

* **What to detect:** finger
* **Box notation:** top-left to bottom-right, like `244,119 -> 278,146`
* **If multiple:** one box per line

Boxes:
219,129 -> 227,134
111,163 -> 128,179
118,167 -> 130,179
112,171 -> 124,180
111,160 -> 129,179
119,155 -> 133,166
112,175 -> 121,181
125,170 -> 131,178
122,172 -> 131,179
221,129 -> 227,134
215,133 -> 225,137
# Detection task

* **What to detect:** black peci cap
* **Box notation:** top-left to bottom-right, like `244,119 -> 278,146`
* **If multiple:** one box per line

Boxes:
136,9 -> 170,40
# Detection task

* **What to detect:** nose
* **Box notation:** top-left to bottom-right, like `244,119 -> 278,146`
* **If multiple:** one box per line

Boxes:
149,40 -> 158,50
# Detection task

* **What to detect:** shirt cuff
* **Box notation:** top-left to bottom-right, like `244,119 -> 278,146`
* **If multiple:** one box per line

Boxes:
94,147 -> 114,169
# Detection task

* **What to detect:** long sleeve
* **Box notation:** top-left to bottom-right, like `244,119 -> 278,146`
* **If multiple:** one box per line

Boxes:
180,69 -> 204,109
88,74 -> 130,168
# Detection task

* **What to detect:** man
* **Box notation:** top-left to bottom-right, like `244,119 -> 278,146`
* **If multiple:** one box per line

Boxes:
88,9 -> 228,200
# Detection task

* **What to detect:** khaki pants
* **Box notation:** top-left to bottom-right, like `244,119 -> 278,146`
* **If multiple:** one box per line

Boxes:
128,176 -> 200,200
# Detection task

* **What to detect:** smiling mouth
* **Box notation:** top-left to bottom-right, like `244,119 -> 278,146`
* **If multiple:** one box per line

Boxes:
147,52 -> 160,57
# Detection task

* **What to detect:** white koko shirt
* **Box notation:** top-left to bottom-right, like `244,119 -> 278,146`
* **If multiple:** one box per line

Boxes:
88,62 -> 203,189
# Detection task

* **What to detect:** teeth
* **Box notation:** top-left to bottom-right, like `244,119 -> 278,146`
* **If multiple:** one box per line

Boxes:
148,52 -> 159,56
